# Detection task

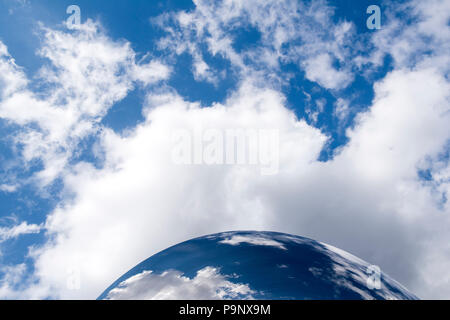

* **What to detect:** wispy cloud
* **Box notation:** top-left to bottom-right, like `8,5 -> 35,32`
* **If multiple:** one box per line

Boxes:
0,222 -> 42,242
0,20 -> 170,187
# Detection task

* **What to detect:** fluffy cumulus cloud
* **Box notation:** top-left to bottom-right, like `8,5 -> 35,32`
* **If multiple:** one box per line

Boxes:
105,267 -> 255,300
27,83 -> 325,299
0,0 -> 449,300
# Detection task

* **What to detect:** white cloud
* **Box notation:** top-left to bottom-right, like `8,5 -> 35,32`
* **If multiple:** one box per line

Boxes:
132,60 -> 171,86
0,42 -> 27,99
302,53 -> 353,90
155,0 -> 357,89
334,98 -> 349,122
26,83 -> 324,299
192,55 -> 218,85
0,20 -> 170,186
0,222 -> 42,242
0,184 -> 18,193
219,235 -> 287,250
362,0 -> 450,75
105,267 -> 255,300
0,264 -> 26,298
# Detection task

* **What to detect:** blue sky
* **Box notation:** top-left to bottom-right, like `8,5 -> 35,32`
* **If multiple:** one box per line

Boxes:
0,0 -> 449,299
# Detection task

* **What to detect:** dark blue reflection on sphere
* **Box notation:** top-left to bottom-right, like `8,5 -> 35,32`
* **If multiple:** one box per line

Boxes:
98,231 -> 417,300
